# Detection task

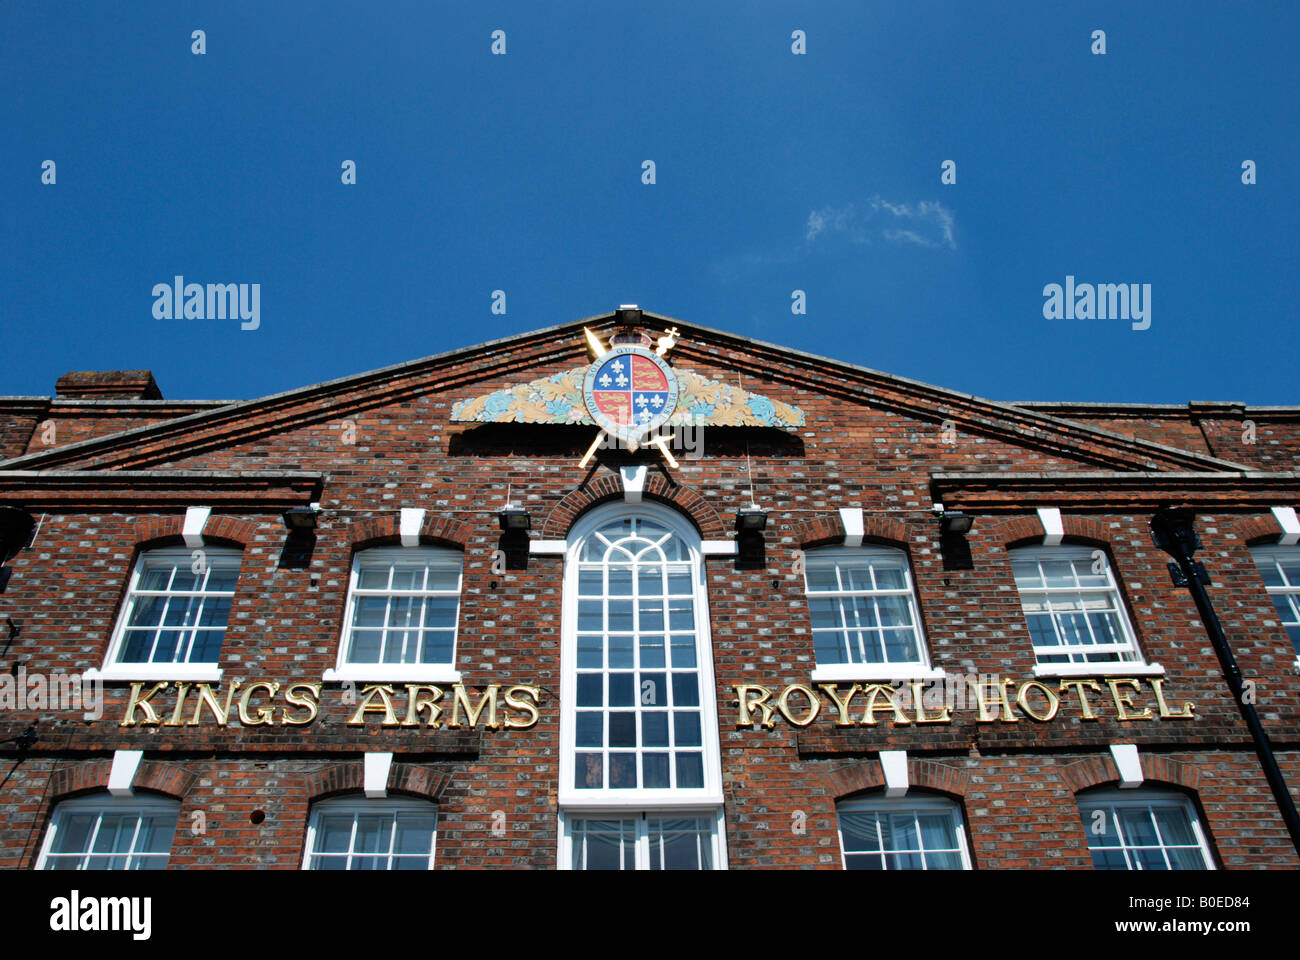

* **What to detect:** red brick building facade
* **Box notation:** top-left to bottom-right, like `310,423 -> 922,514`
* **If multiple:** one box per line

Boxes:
0,308 -> 1297,870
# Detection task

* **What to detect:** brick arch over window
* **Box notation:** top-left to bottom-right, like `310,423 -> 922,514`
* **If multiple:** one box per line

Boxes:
789,514 -> 908,550
344,515 -> 472,551
821,759 -> 969,801
1060,755 -> 1201,795
1060,516 -> 1113,547
302,762 -> 451,803
985,513 -> 1111,549
541,475 -> 725,539
48,759 -> 199,802
133,514 -> 256,550
1223,513 -> 1286,546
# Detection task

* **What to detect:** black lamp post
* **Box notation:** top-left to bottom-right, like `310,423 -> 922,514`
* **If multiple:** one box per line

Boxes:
1151,506 -> 1300,856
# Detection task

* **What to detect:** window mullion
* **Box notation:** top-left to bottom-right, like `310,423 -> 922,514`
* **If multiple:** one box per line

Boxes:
82,814 -> 104,870
146,596 -> 170,663
380,592 -> 394,664
123,815 -> 144,870
179,593 -> 200,663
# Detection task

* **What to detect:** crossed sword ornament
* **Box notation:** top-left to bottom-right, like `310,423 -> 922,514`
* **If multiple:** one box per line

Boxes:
579,326 -> 681,469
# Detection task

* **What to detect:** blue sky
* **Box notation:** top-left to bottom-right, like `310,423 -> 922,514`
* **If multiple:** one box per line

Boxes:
3,1 -> 1297,405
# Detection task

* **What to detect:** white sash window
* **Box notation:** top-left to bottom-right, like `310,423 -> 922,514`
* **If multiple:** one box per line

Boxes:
557,503 -> 725,869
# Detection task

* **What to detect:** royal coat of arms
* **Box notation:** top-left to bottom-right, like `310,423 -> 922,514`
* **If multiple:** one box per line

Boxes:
582,345 -> 680,446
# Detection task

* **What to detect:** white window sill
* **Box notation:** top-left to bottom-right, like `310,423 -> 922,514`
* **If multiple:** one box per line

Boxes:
810,665 -> 946,684
85,664 -> 223,683
1032,662 -> 1165,678
322,666 -> 462,685
558,790 -> 726,810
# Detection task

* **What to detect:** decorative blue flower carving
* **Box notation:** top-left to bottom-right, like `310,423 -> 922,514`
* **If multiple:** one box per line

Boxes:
484,392 -> 513,416
747,395 -> 775,423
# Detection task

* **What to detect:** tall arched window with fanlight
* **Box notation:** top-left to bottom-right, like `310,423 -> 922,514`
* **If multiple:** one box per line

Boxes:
557,502 -> 726,870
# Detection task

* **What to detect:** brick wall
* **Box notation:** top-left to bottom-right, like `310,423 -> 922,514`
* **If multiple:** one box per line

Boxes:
1,320 -> 1297,869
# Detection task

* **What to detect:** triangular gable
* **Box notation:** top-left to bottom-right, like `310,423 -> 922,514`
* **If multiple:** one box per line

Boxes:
0,310 -> 1251,473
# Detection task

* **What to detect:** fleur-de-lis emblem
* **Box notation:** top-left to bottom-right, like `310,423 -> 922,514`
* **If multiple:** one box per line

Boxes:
599,373 -> 612,387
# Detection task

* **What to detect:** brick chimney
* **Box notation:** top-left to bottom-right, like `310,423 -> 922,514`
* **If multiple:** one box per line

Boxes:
54,370 -> 163,400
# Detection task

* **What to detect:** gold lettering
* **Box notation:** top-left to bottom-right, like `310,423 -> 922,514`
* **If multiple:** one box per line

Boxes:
817,683 -> 861,726
165,682 -> 191,726
449,684 -> 501,729
734,684 -> 776,728
1058,679 -> 1103,720
973,678 -> 1018,723
188,681 -> 241,726
909,680 -> 952,723
502,684 -> 541,729
1015,680 -> 1061,721
119,681 -> 169,727
777,683 -> 821,726
402,684 -> 445,728
237,680 -> 280,726
346,684 -> 400,726
1106,678 -> 1153,721
280,682 -> 321,725
1150,678 -> 1195,719
858,684 -> 911,726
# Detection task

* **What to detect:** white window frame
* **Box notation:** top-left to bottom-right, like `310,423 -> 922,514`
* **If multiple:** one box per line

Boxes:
36,793 -> 180,870
802,544 -> 944,683
1009,544 -> 1162,678
88,545 -> 242,683
558,807 -> 728,870
301,797 -> 438,870
323,546 -> 464,684
835,793 -> 973,870
1250,543 -> 1300,673
558,501 -> 725,812
1076,787 -> 1215,870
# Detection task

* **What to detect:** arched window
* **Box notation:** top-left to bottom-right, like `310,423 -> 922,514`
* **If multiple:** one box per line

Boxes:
835,793 -> 972,870
1250,544 -> 1300,666
1008,544 -> 1153,676
802,545 -> 939,682
38,794 -> 180,870
557,502 -> 725,869
302,797 -> 438,870
99,546 -> 242,681
325,546 -> 464,683
1076,787 -> 1214,870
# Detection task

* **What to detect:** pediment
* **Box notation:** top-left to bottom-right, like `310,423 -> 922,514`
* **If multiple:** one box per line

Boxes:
0,310 -> 1249,473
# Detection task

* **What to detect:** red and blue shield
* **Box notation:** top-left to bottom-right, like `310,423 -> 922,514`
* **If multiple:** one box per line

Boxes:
582,346 -> 679,443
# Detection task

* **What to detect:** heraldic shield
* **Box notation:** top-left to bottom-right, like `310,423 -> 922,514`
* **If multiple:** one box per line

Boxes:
582,345 -> 680,445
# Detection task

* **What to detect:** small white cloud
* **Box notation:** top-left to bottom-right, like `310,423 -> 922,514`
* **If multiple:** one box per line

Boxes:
882,228 -> 932,247
806,195 -> 956,250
